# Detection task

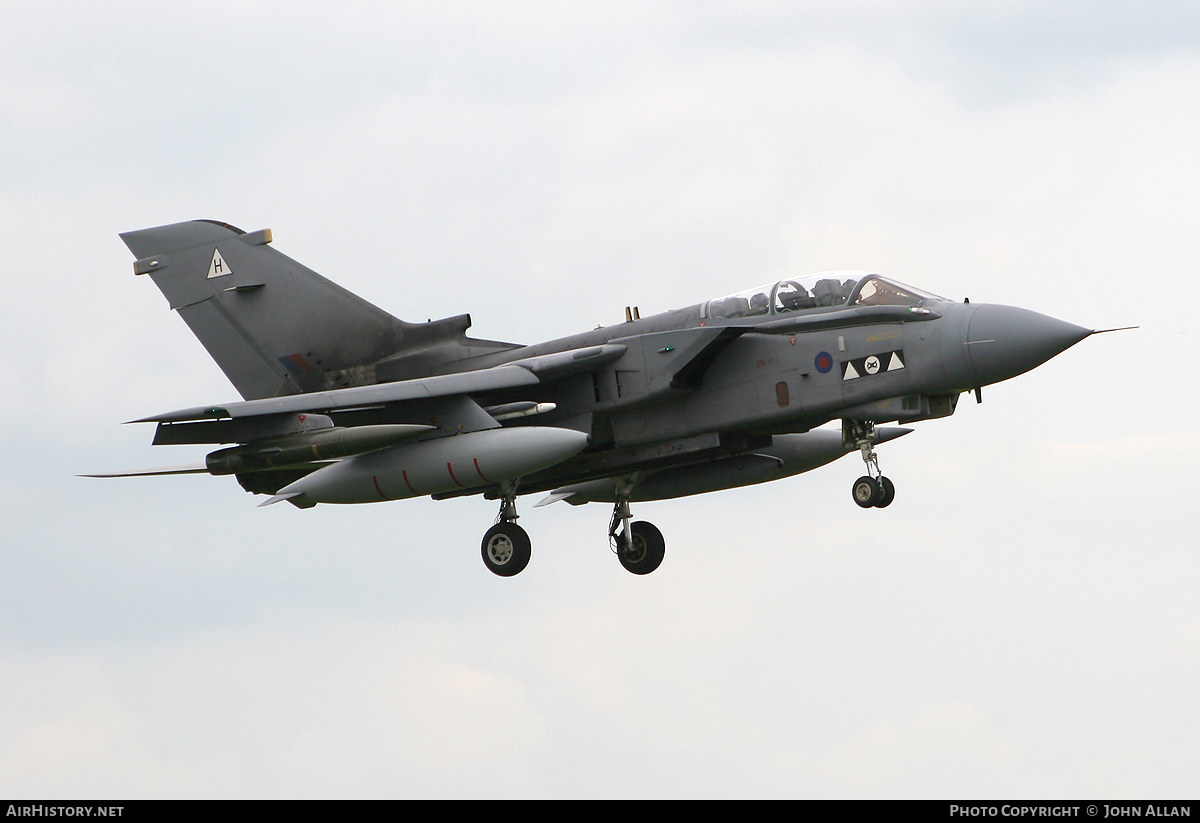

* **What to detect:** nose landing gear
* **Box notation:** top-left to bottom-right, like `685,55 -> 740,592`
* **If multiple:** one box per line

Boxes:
846,420 -> 896,509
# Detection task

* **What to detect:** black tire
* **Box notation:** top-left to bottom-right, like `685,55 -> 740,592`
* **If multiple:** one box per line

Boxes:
619,521 -> 665,575
852,475 -> 880,508
481,522 -> 531,577
874,476 -> 895,508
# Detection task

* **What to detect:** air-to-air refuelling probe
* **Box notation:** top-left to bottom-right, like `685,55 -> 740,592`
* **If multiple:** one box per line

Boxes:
95,219 -> 1112,576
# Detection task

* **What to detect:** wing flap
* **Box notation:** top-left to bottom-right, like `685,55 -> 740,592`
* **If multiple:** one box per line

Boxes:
131,364 -> 539,424
131,344 -> 628,425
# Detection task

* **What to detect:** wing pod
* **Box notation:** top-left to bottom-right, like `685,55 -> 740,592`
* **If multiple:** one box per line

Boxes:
537,427 -> 910,504
275,426 -> 590,505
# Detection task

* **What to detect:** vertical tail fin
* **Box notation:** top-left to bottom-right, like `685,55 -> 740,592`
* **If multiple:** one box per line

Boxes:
120,220 -> 515,400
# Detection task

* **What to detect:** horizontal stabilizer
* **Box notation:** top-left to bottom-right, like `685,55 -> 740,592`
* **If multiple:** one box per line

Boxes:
80,465 -> 208,478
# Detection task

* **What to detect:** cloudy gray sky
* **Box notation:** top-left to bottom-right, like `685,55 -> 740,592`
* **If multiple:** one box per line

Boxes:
1,0 -> 1197,798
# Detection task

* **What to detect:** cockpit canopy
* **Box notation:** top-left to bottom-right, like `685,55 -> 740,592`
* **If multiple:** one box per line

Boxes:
701,272 -> 946,320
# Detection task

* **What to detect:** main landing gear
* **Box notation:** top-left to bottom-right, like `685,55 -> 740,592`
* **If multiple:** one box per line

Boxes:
846,420 -> 896,509
478,479 -> 666,576
608,480 -> 665,575
481,483 -> 531,577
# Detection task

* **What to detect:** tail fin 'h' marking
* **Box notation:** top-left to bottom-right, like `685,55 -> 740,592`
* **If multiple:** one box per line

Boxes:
207,248 -> 233,279
120,220 -> 519,400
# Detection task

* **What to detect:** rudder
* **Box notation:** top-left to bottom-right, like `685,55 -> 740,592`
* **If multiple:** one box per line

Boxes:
121,220 -> 509,400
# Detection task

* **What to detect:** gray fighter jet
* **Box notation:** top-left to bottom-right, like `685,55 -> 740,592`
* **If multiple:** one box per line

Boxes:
98,219 -> 1105,576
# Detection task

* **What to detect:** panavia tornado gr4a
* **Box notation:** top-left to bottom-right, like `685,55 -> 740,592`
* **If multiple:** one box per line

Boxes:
96,219 -> 1107,577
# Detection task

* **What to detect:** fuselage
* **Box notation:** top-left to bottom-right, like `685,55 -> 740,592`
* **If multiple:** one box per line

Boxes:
421,274 -> 1088,494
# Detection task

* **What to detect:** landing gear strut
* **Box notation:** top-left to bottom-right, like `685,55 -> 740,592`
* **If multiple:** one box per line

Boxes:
481,482 -> 531,576
608,478 -> 665,575
845,420 -> 895,509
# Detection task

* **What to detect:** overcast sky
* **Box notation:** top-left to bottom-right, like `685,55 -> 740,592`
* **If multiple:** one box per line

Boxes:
1,0 -> 1197,799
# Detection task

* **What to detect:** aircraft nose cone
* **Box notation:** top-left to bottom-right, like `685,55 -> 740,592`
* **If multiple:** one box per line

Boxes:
966,304 -> 1092,386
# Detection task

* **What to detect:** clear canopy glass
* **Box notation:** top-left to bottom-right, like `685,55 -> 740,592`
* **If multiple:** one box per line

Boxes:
700,273 -> 946,320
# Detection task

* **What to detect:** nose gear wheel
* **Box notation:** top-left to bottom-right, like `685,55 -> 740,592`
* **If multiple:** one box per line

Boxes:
845,420 -> 896,509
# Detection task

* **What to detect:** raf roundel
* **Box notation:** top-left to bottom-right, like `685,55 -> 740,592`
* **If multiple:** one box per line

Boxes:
814,351 -> 834,374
